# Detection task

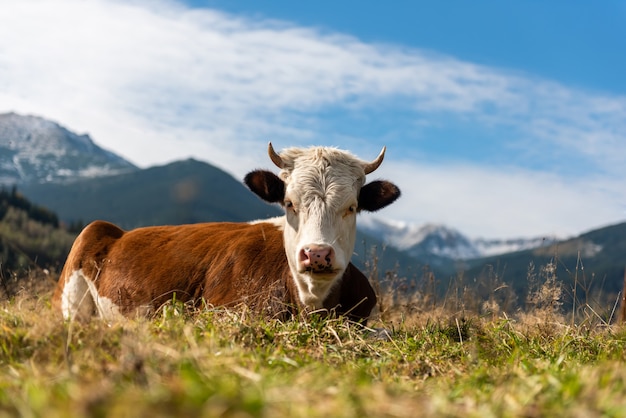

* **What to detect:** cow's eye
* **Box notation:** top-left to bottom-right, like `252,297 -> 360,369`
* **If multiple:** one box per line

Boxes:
344,205 -> 357,217
284,200 -> 297,213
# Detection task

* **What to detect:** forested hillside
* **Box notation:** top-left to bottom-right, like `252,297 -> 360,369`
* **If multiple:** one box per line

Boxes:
0,187 -> 75,296
22,159 -> 282,229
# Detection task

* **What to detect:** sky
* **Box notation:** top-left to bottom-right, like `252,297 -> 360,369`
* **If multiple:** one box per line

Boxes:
0,0 -> 625,239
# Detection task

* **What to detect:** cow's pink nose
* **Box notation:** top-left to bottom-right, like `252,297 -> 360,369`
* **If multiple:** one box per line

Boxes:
299,245 -> 335,272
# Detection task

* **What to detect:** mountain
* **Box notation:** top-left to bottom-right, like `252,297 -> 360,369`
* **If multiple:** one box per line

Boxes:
21,159 -> 283,229
0,112 -> 137,185
359,217 -> 560,260
360,216 -> 626,311
461,221 -> 626,306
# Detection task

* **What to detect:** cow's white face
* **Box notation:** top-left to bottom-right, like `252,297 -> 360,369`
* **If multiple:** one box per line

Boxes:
279,148 -> 363,307
245,144 -> 400,310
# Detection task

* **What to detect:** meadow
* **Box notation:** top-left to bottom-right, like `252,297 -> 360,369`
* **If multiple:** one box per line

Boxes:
1,264 -> 626,418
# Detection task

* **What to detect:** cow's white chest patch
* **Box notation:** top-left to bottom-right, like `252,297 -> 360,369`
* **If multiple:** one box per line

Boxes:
61,269 -> 123,322
293,274 -> 340,310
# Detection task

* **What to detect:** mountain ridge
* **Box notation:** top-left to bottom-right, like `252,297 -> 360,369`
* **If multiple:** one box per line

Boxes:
359,217 -> 561,260
21,158 -> 283,229
0,112 -> 137,185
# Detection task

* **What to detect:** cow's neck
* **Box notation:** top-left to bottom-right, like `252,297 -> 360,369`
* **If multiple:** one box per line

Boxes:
290,272 -> 340,311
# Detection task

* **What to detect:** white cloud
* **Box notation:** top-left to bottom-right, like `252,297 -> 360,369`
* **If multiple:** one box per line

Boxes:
373,160 -> 625,239
0,0 -> 624,238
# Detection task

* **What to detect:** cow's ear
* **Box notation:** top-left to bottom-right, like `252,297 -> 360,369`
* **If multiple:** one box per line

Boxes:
358,180 -> 401,212
244,170 -> 285,203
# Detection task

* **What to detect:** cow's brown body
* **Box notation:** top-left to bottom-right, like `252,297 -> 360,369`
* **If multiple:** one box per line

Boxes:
52,218 -> 377,321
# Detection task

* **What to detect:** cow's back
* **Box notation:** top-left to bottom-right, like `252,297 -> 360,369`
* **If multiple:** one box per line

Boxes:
54,220 -> 296,320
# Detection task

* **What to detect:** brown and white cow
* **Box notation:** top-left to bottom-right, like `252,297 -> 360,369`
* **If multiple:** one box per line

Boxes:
52,143 -> 400,322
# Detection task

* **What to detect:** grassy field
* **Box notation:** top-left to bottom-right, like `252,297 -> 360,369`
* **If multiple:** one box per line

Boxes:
1,271 -> 626,418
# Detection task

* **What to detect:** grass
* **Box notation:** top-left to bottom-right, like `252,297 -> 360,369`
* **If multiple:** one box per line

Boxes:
1,270 -> 626,417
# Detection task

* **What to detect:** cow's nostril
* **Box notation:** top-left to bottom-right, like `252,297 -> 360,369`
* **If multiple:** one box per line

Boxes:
300,245 -> 335,271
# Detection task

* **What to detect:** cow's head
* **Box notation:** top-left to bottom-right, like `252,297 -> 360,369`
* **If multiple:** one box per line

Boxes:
245,143 -> 400,310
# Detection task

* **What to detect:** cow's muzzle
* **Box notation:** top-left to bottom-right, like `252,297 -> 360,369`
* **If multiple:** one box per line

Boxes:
299,245 -> 336,274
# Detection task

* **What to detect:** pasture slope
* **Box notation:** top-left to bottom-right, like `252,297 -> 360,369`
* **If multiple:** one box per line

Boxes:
1,270 -> 626,417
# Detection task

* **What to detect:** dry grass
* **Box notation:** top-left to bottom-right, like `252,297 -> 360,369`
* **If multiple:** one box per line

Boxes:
1,262 -> 626,417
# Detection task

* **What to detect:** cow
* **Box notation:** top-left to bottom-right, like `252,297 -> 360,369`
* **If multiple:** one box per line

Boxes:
52,143 -> 401,323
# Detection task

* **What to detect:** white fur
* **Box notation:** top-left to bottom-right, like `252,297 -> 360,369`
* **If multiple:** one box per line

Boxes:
247,216 -> 284,229
61,269 -> 94,321
278,147 -> 365,310
292,274 -> 340,310
61,269 -> 123,322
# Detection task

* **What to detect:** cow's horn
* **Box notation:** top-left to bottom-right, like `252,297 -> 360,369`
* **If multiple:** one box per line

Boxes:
363,146 -> 386,174
268,142 -> 284,169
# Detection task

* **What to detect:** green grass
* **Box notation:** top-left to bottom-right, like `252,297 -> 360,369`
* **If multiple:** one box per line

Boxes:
1,279 -> 626,418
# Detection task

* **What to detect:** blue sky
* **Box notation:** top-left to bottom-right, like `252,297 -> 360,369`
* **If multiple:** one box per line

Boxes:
0,0 -> 625,238
191,0 -> 626,94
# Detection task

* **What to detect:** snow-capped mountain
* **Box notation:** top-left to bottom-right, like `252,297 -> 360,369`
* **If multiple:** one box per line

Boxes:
0,112 -> 137,185
472,236 -> 559,258
359,217 -> 560,260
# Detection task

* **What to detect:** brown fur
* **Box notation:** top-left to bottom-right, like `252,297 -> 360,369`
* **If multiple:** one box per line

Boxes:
52,220 -> 377,322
